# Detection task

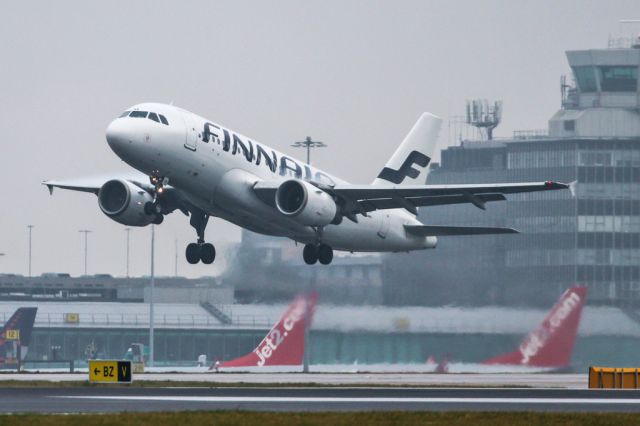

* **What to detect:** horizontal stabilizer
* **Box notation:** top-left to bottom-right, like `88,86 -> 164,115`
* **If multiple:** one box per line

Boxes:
404,224 -> 518,236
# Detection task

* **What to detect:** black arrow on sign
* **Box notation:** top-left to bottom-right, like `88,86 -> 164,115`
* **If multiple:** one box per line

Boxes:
93,368 -> 99,375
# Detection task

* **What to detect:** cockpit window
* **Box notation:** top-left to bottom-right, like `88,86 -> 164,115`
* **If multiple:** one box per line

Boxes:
159,114 -> 169,125
119,111 -> 131,118
129,111 -> 148,118
148,112 -> 160,123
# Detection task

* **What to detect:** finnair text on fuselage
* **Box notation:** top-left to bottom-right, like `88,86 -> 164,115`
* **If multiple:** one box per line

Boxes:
202,123 -> 336,186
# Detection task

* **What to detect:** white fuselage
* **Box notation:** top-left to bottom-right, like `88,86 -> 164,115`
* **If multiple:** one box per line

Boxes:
106,103 -> 436,252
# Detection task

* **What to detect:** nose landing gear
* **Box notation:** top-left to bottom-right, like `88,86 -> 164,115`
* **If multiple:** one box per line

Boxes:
185,210 -> 216,265
145,170 -> 167,224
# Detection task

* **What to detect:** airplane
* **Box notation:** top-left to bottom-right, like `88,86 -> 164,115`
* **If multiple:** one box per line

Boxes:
43,103 -> 569,265
212,292 -> 317,372
0,307 -> 38,368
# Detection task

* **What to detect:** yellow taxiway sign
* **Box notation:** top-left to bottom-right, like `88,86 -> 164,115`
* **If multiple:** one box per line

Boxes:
88,360 -> 132,383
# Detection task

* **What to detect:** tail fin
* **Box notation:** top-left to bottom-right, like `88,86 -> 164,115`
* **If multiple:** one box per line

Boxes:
483,286 -> 587,368
0,307 -> 38,361
218,293 -> 318,369
372,112 -> 442,186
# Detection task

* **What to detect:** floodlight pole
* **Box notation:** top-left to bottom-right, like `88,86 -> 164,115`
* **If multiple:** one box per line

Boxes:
149,224 -> 155,367
174,239 -> 178,277
291,136 -> 327,165
78,229 -> 91,275
303,272 -> 317,374
27,225 -> 34,277
124,228 -> 131,277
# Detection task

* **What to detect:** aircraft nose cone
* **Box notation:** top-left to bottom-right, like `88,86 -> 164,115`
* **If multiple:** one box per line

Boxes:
106,119 -> 129,155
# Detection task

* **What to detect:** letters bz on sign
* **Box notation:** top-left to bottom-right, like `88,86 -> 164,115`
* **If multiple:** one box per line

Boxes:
88,360 -> 132,383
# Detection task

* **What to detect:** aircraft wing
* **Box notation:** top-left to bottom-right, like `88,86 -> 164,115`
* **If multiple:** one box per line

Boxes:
330,181 -> 568,215
254,180 -> 568,217
42,172 -> 152,195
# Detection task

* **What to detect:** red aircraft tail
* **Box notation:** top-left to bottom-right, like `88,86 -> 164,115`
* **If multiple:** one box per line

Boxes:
217,293 -> 317,369
483,285 -> 587,368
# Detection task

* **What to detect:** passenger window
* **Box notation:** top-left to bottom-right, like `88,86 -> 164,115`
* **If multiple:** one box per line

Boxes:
130,111 -> 148,118
148,112 -> 160,123
119,111 -> 131,118
159,114 -> 169,125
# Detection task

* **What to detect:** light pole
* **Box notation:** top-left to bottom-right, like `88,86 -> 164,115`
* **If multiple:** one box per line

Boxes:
291,136 -> 327,165
174,239 -> 178,277
149,224 -> 155,367
27,225 -> 34,277
78,230 -> 91,275
124,228 -> 131,277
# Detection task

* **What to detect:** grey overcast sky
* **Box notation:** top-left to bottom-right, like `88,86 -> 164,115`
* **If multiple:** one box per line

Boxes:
0,0 -> 637,278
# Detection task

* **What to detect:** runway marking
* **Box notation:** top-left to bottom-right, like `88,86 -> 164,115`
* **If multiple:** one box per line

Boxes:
53,396 -> 640,405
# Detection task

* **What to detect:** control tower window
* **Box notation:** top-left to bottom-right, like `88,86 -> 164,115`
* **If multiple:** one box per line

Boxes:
599,66 -> 638,92
572,66 -> 597,92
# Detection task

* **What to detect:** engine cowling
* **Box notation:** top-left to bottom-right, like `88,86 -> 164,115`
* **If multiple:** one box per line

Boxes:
98,179 -> 155,226
275,179 -> 338,226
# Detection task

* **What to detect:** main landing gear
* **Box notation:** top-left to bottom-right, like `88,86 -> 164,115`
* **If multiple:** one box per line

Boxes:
303,243 -> 333,265
185,210 -> 216,265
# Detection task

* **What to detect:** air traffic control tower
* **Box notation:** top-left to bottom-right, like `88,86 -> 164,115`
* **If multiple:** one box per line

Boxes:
552,37 -> 640,138
384,36 -> 640,308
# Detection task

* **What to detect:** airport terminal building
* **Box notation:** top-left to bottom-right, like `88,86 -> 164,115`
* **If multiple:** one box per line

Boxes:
1,299 -> 638,372
386,39 -> 640,307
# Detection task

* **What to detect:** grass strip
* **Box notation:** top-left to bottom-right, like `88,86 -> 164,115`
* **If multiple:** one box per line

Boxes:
0,411 -> 637,426
0,380 -> 533,388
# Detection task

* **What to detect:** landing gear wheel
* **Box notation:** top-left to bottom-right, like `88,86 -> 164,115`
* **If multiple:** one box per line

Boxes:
144,202 -> 155,215
200,243 -> 216,264
318,244 -> 333,265
145,202 -> 163,215
152,214 -> 164,225
185,243 -> 200,264
303,244 -> 318,265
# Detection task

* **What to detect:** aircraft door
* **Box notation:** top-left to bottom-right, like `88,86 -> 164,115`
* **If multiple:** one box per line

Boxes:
182,113 -> 198,151
377,213 -> 390,239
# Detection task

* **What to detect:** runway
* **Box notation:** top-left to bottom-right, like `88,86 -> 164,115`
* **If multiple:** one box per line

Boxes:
1,387 -> 640,413
0,372 -> 587,388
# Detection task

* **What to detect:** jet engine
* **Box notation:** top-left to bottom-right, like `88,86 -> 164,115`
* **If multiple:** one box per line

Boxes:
98,179 -> 155,226
275,179 -> 338,226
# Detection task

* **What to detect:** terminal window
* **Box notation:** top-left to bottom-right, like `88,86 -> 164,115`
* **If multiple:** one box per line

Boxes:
598,66 -> 638,92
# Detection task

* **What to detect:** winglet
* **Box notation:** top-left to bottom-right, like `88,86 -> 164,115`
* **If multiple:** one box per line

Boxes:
43,182 -> 54,195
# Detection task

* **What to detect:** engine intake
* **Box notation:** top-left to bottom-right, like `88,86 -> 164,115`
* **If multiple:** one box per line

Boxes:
275,179 -> 338,226
98,179 -> 155,226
